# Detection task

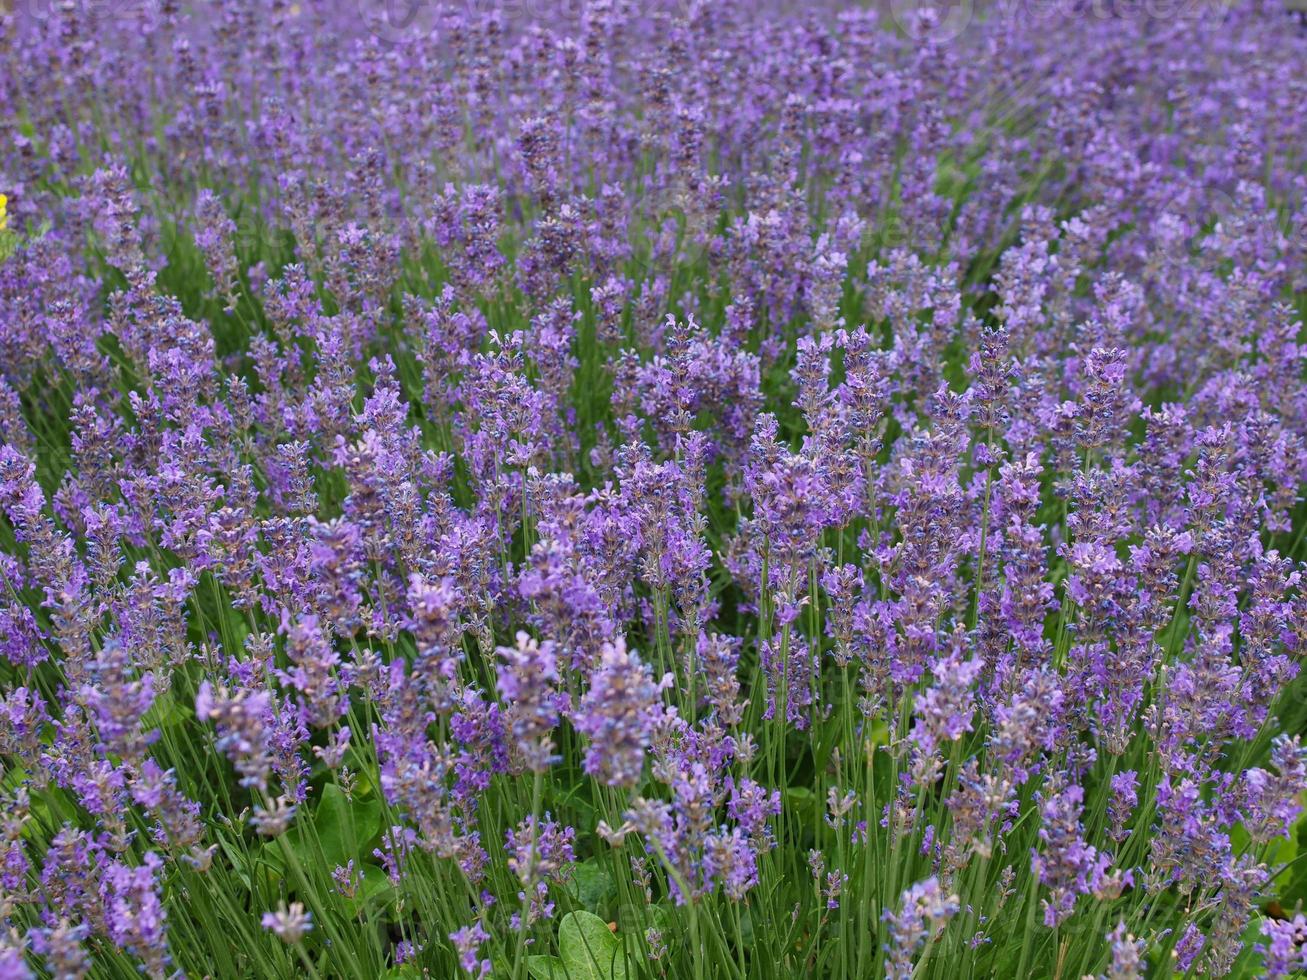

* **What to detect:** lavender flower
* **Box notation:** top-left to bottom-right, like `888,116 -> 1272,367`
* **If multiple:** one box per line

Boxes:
450,920 -> 492,979
573,636 -> 668,787
262,902 -> 312,944
1030,778 -> 1116,927
496,631 -> 563,773
1260,914 -> 1307,979
195,681 -> 275,791
883,878 -> 959,979
0,3 -> 1305,977
1100,920 -> 1146,980
505,814 -> 575,927
100,853 -> 170,977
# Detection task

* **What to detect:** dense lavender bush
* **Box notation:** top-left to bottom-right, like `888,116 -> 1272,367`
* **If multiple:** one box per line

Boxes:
2,0 -> 1307,977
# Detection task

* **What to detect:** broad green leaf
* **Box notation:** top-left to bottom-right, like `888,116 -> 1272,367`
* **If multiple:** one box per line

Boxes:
1275,814 -> 1307,909
616,902 -> 673,936
307,783 -> 381,869
527,954 -> 568,980
558,910 -> 628,980
565,860 -> 617,914
1267,826 -> 1298,868
340,864 -> 395,916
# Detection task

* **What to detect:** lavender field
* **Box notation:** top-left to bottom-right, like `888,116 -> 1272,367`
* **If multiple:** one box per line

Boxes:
2,0 -> 1307,977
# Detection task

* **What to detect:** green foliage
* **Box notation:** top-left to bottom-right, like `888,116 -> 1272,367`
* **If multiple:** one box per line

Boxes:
565,860 -> 618,917
528,911 -> 630,980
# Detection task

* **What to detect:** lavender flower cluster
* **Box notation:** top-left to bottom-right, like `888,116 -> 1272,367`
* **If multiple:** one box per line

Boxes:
1,1 -> 1306,977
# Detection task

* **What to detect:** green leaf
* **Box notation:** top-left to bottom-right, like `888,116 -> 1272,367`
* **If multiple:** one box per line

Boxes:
558,910 -> 628,980
1276,814 -> 1307,909
1267,824 -> 1298,868
343,864 -> 395,916
565,860 -> 617,914
527,954 -> 568,980
732,905 -> 755,946
305,783 -> 381,869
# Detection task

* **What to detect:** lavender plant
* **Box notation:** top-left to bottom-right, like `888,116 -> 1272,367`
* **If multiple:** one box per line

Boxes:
1,0 -> 1307,977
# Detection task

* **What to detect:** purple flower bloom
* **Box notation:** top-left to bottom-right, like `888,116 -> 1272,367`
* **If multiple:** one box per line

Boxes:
100,853 -> 170,976
505,813 -> 575,927
1260,913 -> 1307,979
496,631 -> 563,773
262,902 -> 312,944
1,4 -> 1306,975
449,920 -> 492,979
883,878 -> 959,980
1030,778 -> 1117,927
573,636 -> 668,787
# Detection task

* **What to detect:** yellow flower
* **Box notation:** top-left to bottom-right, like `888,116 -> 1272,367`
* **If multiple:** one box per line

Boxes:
0,194 -> 7,232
